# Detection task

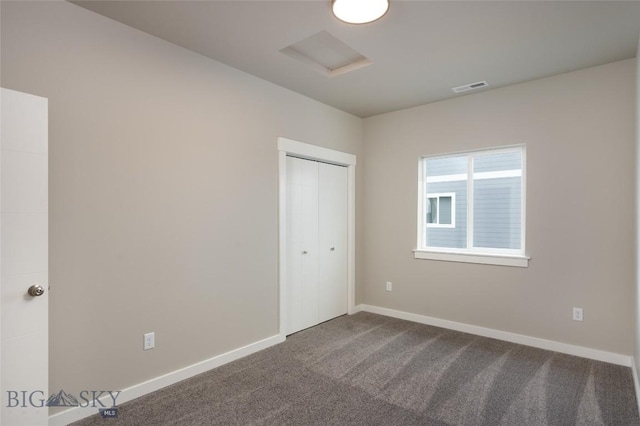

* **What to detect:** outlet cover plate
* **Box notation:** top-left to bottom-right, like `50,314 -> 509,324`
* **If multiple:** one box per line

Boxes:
144,332 -> 155,350
572,308 -> 583,321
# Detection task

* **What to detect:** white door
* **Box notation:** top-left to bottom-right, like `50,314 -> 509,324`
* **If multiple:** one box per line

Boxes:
286,156 -> 319,334
1,88 -> 49,426
285,156 -> 347,335
317,162 -> 347,323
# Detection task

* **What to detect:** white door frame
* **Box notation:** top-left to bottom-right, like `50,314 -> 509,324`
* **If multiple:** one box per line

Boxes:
277,137 -> 356,338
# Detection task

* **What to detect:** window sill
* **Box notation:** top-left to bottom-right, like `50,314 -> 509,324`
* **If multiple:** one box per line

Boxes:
413,250 -> 529,268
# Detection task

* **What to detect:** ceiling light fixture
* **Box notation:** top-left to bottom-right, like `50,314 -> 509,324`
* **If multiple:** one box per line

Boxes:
331,0 -> 389,24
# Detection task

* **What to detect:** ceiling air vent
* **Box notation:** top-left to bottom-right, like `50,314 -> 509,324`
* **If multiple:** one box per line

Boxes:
452,81 -> 489,94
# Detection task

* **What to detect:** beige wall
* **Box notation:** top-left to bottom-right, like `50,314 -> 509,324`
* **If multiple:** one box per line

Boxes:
363,59 -> 636,355
0,1 -> 363,396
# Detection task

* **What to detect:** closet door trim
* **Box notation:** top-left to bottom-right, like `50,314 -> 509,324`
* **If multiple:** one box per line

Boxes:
277,137 -> 356,339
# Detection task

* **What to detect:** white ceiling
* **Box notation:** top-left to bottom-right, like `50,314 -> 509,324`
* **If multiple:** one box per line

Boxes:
73,0 -> 640,118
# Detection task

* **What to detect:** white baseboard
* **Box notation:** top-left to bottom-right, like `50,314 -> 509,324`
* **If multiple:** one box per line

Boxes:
632,358 -> 640,415
49,334 -> 285,426
358,304 -> 632,367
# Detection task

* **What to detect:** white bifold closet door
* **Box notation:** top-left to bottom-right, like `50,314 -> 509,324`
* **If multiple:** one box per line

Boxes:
286,156 -> 347,335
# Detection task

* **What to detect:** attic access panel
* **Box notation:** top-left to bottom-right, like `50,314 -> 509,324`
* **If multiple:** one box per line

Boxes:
280,31 -> 371,77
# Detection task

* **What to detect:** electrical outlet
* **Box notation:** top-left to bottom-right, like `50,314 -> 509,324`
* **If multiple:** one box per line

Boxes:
386,281 -> 392,292
144,332 -> 155,350
572,307 -> 583,322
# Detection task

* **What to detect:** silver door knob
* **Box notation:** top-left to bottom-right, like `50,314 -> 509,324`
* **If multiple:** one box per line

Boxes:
330,247 -> 335,251
27,285 -> 45,297
302,251 -> 308,255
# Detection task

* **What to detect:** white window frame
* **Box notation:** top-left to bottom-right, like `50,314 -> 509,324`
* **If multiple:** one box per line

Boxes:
415,145 -> 529,268
425,192 -> 456,228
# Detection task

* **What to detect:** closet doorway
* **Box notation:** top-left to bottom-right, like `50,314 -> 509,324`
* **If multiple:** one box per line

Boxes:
285,156 -> 347,334
277,138 -> 356,337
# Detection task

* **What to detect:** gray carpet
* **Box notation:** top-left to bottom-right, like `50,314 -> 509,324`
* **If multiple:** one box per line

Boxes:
73,312 -> 640,425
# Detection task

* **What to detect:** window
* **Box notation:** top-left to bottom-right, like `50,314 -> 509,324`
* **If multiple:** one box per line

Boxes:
426,193 -> 455,228
415,146 -> 528,267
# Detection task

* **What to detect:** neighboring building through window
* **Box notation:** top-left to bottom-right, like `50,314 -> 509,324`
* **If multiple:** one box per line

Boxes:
416,146 -> 527,266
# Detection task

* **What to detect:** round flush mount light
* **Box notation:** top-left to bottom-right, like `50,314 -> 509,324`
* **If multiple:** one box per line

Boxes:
332,0 -> 390,24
